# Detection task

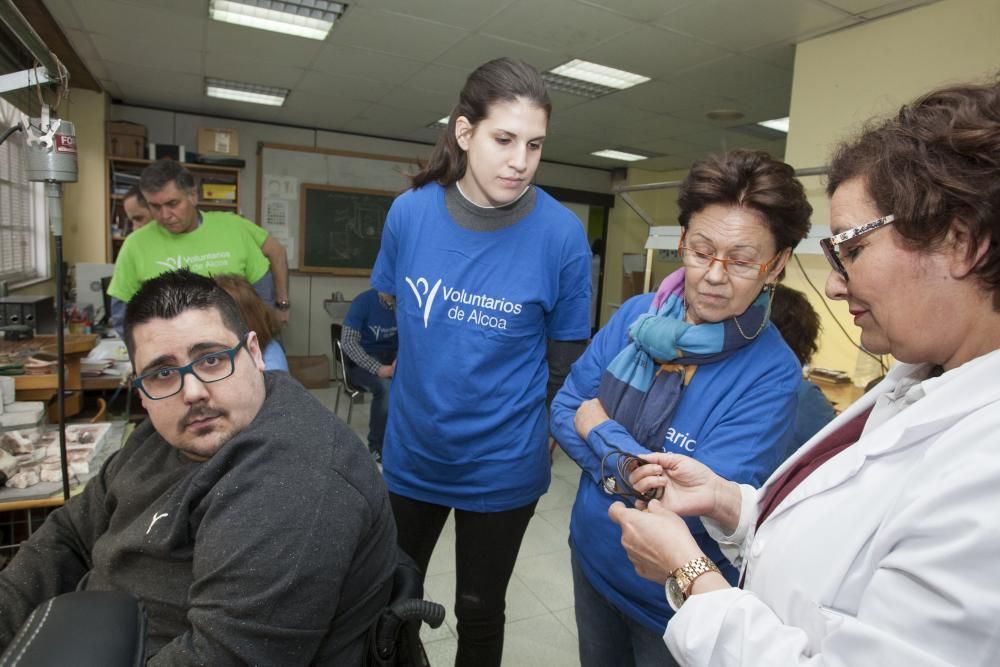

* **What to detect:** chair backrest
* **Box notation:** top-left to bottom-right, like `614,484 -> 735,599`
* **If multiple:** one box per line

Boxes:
330,323 -> 368,396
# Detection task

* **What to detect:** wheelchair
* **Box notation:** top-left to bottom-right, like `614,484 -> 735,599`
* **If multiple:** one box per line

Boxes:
0,552 -> 445,667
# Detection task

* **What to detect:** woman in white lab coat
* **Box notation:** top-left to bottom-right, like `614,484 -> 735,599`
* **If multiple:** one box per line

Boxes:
608,76 -> 1000,666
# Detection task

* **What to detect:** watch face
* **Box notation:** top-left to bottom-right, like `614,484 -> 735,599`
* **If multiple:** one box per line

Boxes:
666,577 -> 686,611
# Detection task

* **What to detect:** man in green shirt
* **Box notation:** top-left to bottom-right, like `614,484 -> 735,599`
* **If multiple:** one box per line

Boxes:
108,160 -> 290,333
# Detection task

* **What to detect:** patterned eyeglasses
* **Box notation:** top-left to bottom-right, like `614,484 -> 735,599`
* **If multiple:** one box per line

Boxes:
820,214 -> 895,280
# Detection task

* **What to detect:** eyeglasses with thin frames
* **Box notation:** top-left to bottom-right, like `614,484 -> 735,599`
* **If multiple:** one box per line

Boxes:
132,334 -> 248,400
820,214 -> 895,281
678,233 -> 782,280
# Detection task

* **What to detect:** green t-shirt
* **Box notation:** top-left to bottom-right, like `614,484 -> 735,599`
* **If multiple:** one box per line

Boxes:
108,211 -> 270,302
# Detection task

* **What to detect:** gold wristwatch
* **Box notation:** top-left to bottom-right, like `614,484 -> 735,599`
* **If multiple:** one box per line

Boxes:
665,556 -> 720,611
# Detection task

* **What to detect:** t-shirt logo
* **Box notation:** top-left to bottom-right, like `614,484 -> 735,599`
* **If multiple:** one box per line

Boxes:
156,255 -> 184,271
405,276 -> 442,328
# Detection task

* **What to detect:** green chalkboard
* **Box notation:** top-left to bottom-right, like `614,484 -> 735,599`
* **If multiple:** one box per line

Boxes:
299,184 -> 397,274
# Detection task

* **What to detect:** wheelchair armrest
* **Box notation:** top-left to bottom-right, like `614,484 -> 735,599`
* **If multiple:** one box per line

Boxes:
0,591 -> 146,667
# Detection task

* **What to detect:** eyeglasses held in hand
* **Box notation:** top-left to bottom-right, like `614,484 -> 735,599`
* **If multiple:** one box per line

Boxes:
132,334 -> 248,400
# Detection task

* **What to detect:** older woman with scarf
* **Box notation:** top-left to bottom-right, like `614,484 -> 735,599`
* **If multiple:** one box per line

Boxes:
551,149 -> 812,667
612,77 -> 1000,666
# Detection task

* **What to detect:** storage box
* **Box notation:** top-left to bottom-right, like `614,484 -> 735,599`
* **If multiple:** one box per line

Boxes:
106,121 -> 146,158
287,355 -> 330,389
201,183 -> 237,201
198,128 -> 239,156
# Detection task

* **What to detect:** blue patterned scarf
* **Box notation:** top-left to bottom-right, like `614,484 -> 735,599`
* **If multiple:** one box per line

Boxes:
597,268 -> 773,449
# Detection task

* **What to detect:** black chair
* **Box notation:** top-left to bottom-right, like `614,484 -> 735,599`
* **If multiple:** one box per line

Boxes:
1,555 -> 445,667
0,591 -> 146,667
331,322 -> 370,424
367,551 -> 446,667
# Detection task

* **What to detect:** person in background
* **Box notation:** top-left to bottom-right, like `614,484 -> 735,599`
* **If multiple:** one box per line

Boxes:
551,149 -> 811,667
769,283 -> 837,459
0,270 -> 396,664
215,273 -> 288,372
370,57 -> 592,666
108,159 -> 291,334
590,237 -> 605,335
613,76 -> 1000,667
341,288 -> 397,463
122,185 -> 152,231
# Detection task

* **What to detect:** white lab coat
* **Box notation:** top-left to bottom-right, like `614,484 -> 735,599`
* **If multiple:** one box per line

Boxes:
666,349 -> 1000,666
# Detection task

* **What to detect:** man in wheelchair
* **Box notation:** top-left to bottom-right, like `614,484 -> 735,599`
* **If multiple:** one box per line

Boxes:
0,270 -> 399,664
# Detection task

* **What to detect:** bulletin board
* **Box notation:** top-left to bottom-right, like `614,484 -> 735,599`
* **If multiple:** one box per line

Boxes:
256,143 -> 420,272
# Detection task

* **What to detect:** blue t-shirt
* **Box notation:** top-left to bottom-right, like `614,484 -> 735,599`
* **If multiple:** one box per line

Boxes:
371,183 -> 592,511
551,292 -> 801,633
788,378 -> 837,460
344,288 -> 398,362
262,339 -> 288,372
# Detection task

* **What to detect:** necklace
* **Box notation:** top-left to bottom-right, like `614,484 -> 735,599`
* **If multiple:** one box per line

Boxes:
733,284 -> 775,341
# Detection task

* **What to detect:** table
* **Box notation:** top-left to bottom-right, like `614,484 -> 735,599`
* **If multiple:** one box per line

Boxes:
2,334 -> 98,419
814,380 -> 865,412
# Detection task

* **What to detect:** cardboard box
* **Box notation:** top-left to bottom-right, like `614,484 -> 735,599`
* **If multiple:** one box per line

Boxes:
198,128 -> 239,156
620,271 -> 647,302
201,183 -> 236,201
287,355 -> 330,389
106,121 -> 146,158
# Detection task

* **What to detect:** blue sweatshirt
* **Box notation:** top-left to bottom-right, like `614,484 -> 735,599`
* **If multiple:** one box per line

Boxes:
551,292 -> 801,633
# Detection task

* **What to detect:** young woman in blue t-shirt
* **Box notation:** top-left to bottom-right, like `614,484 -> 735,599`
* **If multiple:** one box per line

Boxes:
370,58 -> 592,665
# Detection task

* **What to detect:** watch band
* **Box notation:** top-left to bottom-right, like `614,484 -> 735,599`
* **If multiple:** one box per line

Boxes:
275,300 -> 291,311
671,556 -> 720,599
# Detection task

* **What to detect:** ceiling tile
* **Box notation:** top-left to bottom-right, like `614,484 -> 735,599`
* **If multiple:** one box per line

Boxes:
580,25 -> 731,79
435,34 -> 565,72
662,55 -> 793,99
356,0 -> 516,29
296,71 -> 388,103
310,46 -> 424,84
403,64 -> 472,94
332,6 -> 468,61
609,80 -> 736,115
206,54 -> 307,90
75,0 -> 205,51
575,0 -> 697,23
819,0 -> 931,16
205,22 -> 325,68
281,92 -> 370,127
42,0 -> 84,30
377,85 -> 458,114
656,0 -> 853,51
480,0 -> 638,53
93,36 -> 203,76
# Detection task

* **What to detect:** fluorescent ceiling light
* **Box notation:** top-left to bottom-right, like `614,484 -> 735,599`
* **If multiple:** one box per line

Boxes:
435,116 -> 449,126
545,59 -> 650,98
757,117 -> 789,133
591,149 -> 648,162
209,0 -> 346,40
206,77 -> 289,106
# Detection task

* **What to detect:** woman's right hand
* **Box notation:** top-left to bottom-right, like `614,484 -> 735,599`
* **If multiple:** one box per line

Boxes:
630,453 -> 739,528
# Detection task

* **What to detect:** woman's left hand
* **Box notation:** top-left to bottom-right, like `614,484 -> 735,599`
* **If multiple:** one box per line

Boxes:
608,499 -> 705,583
574,398 -> 610,440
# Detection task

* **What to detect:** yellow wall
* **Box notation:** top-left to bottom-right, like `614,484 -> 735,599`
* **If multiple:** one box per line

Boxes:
782,0 -> 1000,373
60,88 -> 108,264
603,167 -> 686,327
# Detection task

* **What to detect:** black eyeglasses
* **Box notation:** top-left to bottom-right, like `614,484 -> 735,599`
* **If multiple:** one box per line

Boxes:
132,334 -> 248,400
820,214 -> 895,280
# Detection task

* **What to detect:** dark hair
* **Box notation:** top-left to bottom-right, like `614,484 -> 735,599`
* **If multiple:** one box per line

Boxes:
123,269 -> 248,358
412,58 -> 552,189
214,274 -> 280,351
827,76 -> 1000,309
770,284 -> 821,366
140,159 -> 196,195
123,185 -> 147,207
677,150 -> 813,251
